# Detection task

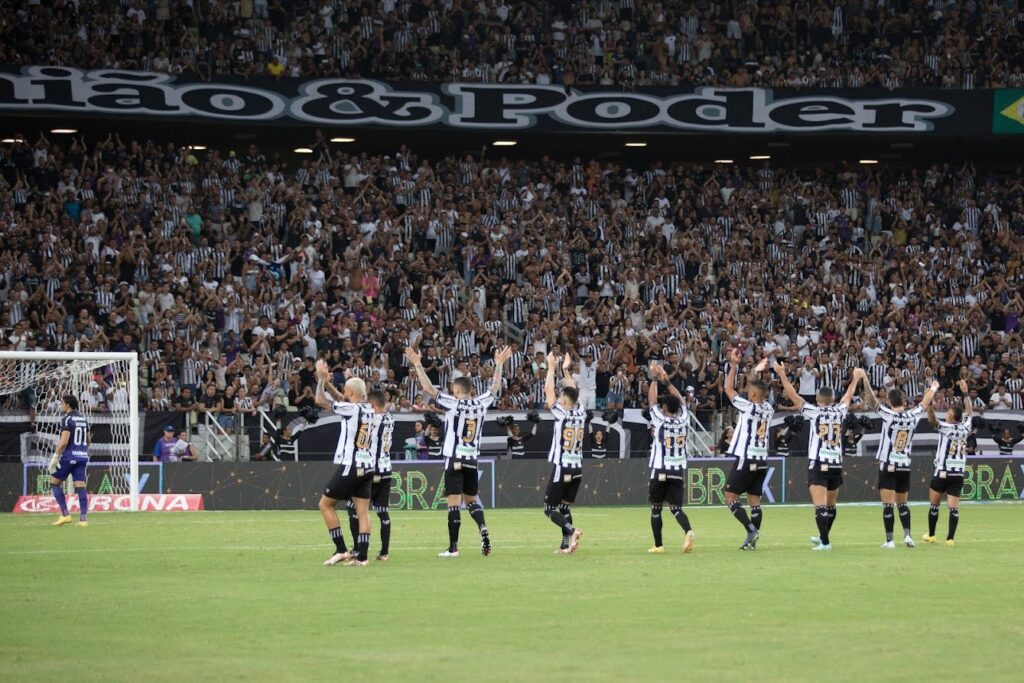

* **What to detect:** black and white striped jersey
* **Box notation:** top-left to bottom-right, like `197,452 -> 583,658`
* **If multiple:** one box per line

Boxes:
435,391 -> 495,462
647,405 -> 689,475
371,411 -> 394,476
934,417 -> 973,474
801,403 -> 848,467
330,400 -> 376,473
548,402 -> 588,471
727,396 -> 774,463
875,405 -> 925,469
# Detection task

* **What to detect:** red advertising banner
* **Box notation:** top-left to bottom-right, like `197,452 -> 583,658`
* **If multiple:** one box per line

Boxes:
12,494 -> 204,513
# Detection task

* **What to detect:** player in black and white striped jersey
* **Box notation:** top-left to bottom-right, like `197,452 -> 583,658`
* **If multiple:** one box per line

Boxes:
861,379 -> 941,549
406,345 -> 512,558
774,363 -> 866,551
723,350 -> 773,551
315,360 -> 376,568
542,352 -> 585,555
368,391 -> 395,561
924,381 -> 973,546
645,363 -> 695,554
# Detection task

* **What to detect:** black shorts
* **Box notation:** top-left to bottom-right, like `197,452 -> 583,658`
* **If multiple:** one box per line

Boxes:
726,461 -> 769,496
371,474 -> 392,509
443,460 -> 479,497
323,466 -> 373,501
544,467 -> 582,506
648,475 -> 685,506
878,466 -> 912,494
929,473 -> 964,497
807,465 -> 844,491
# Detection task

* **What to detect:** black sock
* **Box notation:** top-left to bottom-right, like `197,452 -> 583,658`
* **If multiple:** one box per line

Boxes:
897,503 -> 911,536
750,505 -> 762,530
356,532 -> 370,561
883,503 -> 895,542
826,506 -> 837,533
377,508 -> 391,555
650,506 -> 664,547
347,502 -> 359,546
729,501 -> 757,533
545,504 -> 574,538
670,506 -> 692,533
815,506 -> 830,545
559,504 -> 573,527
467,501 -> 488,536
928,504 -> 939,537
947,507 -> 959,540
447,505 -> 461,552
329,527 -> 347,554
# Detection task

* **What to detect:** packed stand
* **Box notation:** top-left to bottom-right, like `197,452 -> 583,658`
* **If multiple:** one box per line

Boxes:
1,128 -> 1022,433
2,0 -> 1024,89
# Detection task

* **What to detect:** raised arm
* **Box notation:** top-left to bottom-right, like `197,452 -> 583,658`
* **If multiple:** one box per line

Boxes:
561,353 -> 576,390
839,368 -> 865,407
651,363 -> 684,404
544,351 -> 558,407
403,346 -> 438,399
723,348 -> 741,401
314,359 -> 342,409
861,376 -> 880,411
919,380 -> 940,411
772,361 -> 805,410
959,379 -> 972,417
647,365 -> 660,409
926,402 -> 939,428
492,346 -> 512,397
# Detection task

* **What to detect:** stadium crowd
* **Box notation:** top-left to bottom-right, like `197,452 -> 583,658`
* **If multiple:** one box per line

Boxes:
2,0 -> 1024,89
1,128 -> 1022,425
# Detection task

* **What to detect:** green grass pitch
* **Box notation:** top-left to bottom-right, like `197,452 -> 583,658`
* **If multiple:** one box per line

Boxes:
2,503 -> 1023,682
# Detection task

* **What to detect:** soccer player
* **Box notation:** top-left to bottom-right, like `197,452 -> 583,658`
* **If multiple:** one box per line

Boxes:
722,350 -> 773,550
345,390 -> 395,560
861,379 -> 941,548
47,395 -> 90,527
645,363 -> 694,554
405,344 -> 513,557
543,352 -> 585,554
924,381 -> 972,546
315,360 -> 376,567
774,363 -> 866,551
368,390 -> 395,561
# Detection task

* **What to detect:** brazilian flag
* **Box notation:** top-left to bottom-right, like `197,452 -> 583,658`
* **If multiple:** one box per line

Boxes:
993,89 -> 1024,134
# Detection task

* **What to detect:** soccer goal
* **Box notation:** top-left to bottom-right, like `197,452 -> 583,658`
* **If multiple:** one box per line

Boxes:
0,351 -> 141,511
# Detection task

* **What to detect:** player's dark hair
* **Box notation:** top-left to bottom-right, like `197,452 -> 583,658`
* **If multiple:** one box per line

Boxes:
451,377 -> 472,395
949,405 -> 964,422
660,393 -> 681,414
749,379 -> 769,395
561,386 -> 579,405
367,390 -> 387,408
63,394 -> 78,411
816,387 -> 835,404
887,389 -> 905,408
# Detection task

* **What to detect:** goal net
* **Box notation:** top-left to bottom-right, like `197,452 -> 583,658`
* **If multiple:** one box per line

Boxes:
0,351 -> 140,511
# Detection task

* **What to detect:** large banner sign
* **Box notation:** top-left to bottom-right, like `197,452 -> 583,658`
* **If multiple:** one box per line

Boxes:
0,66 -> 1012,135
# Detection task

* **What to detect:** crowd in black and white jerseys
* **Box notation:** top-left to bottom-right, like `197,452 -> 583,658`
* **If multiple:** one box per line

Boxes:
1,128 -> 1023,421
3,0 -> 1024,89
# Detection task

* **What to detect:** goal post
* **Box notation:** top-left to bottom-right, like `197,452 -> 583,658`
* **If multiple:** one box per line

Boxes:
0,351 -> 141,511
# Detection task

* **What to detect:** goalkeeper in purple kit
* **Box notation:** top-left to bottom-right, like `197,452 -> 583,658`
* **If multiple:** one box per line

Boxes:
48,395 -> 90,527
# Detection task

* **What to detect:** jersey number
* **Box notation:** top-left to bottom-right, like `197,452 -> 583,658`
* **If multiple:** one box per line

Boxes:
756,420 -> 768,443
562,427 -> 584,453
893,430 -> 909,452
462,419 -> 478,444
74,426 -> 87,445
817,423 -> 841,447
663,434 -> 686,451
355,424 -> 371,450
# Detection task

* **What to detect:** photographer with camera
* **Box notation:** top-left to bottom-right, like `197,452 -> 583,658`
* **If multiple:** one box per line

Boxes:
502,413 -> 539,459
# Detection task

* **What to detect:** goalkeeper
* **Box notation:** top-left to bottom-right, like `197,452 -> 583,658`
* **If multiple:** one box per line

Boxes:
48,395 -> 90,527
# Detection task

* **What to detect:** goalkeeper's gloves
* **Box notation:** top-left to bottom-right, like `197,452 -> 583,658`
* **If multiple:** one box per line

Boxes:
47,453 -> 60,474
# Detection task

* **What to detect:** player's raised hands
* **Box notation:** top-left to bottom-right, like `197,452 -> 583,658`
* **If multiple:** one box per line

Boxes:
754,357 -> 769,374
772,359 -> 787,376
403,347 -> 422,366
562,353 -> 573,371
929,380 -> 940,392
495,346 -> 513,365
853,367 -> 866,379
315,359 -> 329,381
546,351 -> 557,368
727,347 -> 741,364
958,379 -> 969,393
